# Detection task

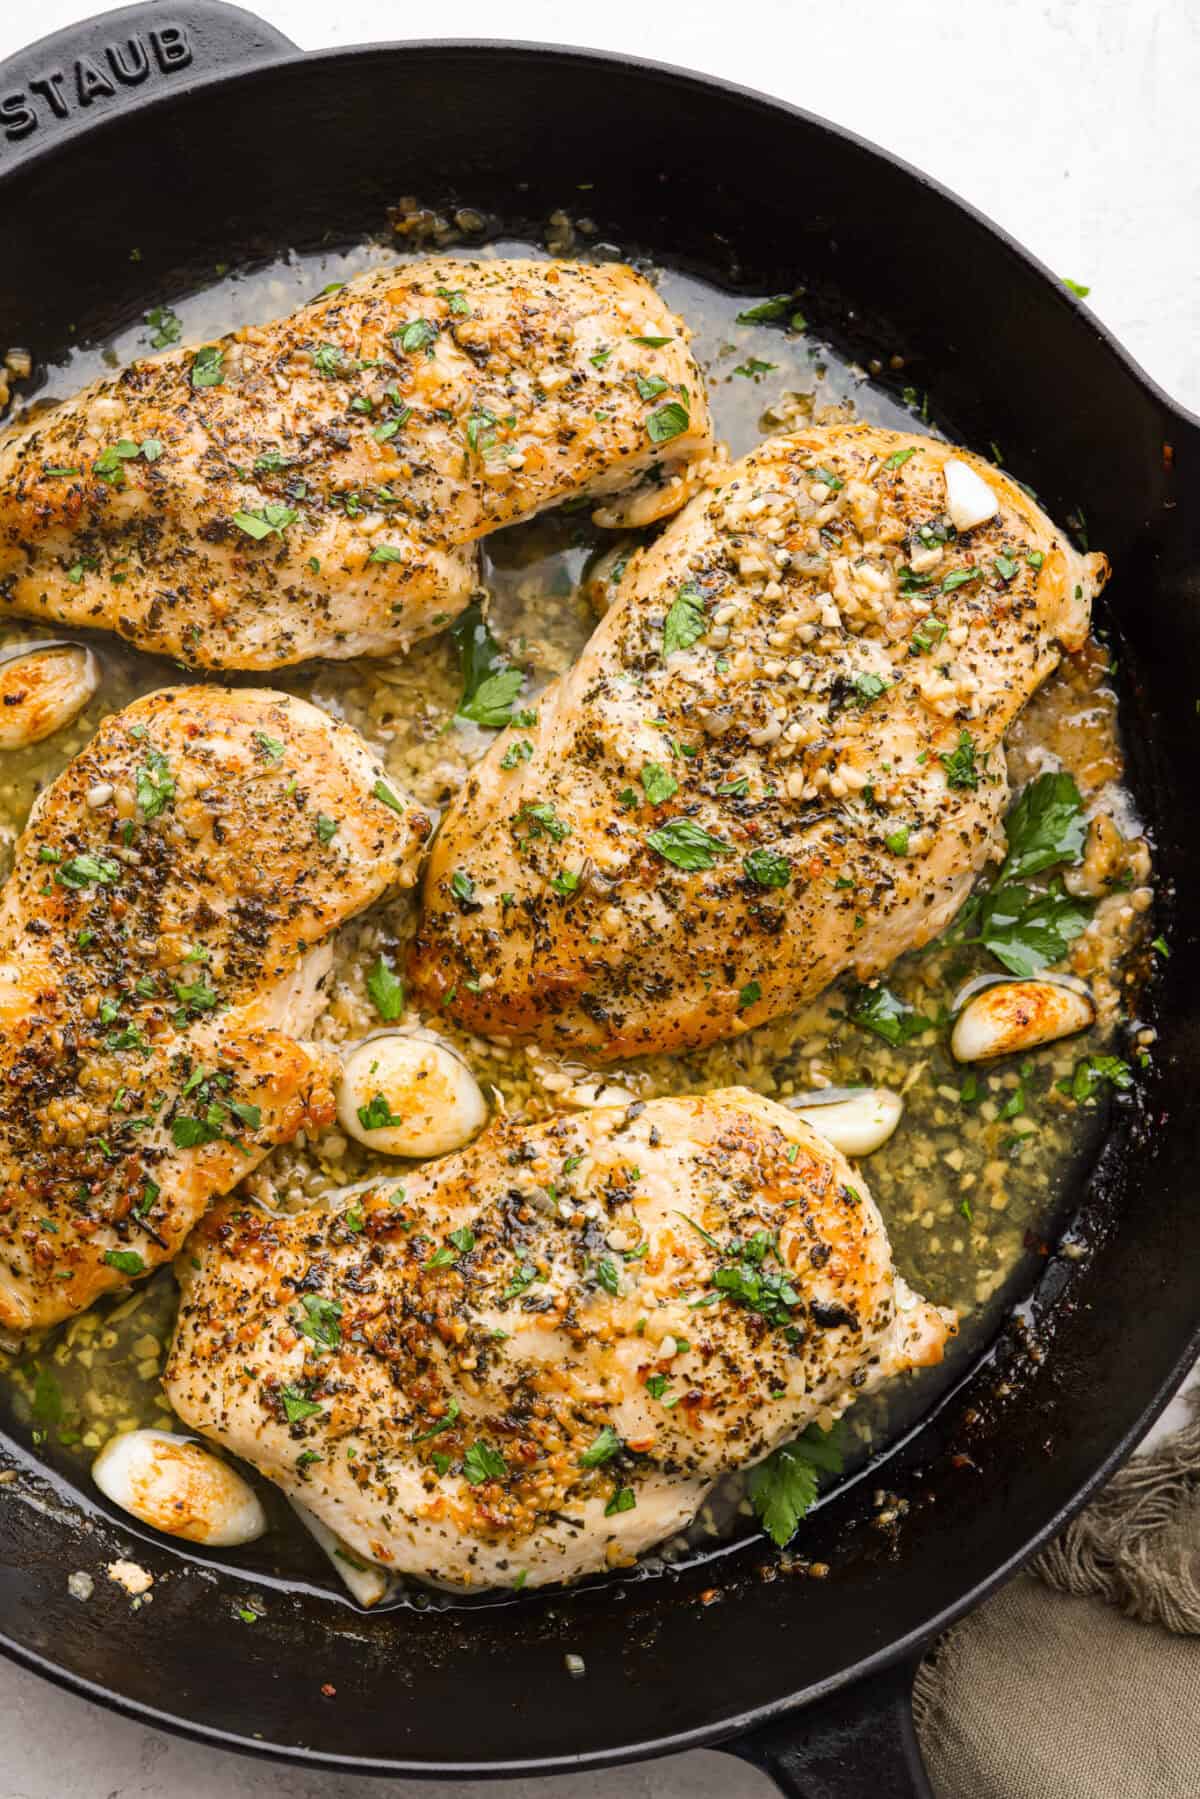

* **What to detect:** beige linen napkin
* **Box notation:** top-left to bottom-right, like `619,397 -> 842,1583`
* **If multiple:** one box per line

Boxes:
914,1400 -> 1200,1798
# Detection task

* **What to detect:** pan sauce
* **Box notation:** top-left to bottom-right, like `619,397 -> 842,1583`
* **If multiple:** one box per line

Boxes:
0,219 -> 1156,1600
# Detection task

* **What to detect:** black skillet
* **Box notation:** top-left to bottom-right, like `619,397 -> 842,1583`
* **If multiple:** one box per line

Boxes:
1,5 -> 1198,1792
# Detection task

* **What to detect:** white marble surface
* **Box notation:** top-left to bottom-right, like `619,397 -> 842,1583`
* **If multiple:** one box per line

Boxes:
0,0 -> 1196,1793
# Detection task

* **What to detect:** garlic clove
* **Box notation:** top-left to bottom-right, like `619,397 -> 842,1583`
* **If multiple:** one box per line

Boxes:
785,1086 -> 903,1157
951,978 -> 1095,1063
0,642 -> 98,750
943,457 -> 999,534
289,1497 -> 393,1607
92,1429 -> 266,1546
338,1028 -> 488,1158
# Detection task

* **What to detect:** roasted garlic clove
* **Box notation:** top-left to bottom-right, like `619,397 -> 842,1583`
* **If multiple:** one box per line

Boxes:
92,1429 -> 266,1546
943,457 -> 999,533
785,1086 -> 903,1157
289,1497 -> 394,1607
0,641 -> 98,749
951,978 -> 1095,1063
338,1028 -> 488,1158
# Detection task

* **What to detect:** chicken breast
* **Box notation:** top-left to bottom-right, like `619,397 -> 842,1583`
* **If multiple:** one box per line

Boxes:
164,1087 -> 954,1590
0,260 -> 712,671
0,686 -> 429,1334
410,425 -> 1108,1060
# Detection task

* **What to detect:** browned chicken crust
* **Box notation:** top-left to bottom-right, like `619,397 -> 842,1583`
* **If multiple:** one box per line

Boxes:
0,686 -> 429,1333
0,260 -> 712,670
166,1088 -> 954,1589
410,425 -> 1108,1060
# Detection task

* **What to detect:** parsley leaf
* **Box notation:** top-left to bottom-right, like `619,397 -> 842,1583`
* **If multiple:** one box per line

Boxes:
190,345 -> 224,388
975,879 -> 1092,976
662,581 -> 707,656
940,730 -> 982,790
280,1384 -> 323,1424
357,1092 -> 402,1132
748,1424 -> 842,1547
735,295 -> 791,323
850,983 -> 933,1045
579,1425 -> 622,1468
646,401 -> 690,443
998,772 -> 1087,884
646,818 -> 732,871
294,1293 -> 342,1351
462,1439 -> 507,1485
451,600 -> 523,728
640,761 -> 679,805
743,848 -> 791,888
1059,1055 -> 1133,1103
103,1248 -> 145,1277
366,955 -> 405,1021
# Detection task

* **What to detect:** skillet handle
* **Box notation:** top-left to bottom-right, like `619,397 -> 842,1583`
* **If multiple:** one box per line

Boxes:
719,1658 -> 933,1799
0,0 -> 296,172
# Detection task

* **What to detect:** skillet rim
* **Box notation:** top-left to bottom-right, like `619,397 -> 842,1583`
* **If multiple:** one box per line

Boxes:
0,26 -> 1197,1778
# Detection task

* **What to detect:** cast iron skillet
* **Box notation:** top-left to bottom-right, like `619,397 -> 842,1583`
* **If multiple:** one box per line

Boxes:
0,5 -> 1197,1792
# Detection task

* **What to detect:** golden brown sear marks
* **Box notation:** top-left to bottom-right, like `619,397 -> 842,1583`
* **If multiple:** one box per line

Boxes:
165,1087 -> 953,1589
0,685 -> 430,1333
0,260 -> 713,670
410,424 -> 1108,1059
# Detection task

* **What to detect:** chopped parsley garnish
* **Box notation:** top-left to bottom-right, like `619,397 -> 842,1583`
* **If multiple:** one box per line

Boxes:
368,543 -> 404,564
810,465 -> 843,491
662,581 -> 707,656
462,1440 -> 507,1485
135,748 -> 174,818
190,345 -> 224,388
940,730 -> 982,790
997,771 -> 1087,884
450,870 -> 476,903
366,955 -> 405,1021
395,318 -> 439,354
640,761 -> 679,805
632,372 -> 669,405
315,813 -> 339,845
233,503 -> 298,540
735,295 -> 791,323
748,1424 -> 842,1547
849,983 -> 933,1045
253,730 -> 285,761
595,1258 -> 621,1297
646,817 -> 731,871
738,980 -> 762,1009
579,1425 -> 622,1468
743,848 -> 791,888
502,1262 -> 539,1301
884,447 -> 916,470
145,304 -> 182,348
605,1487 -> 636,1516
732,358 -> 777,379
103,1248 -> 145,1277
413,1397 -> 461,1442
352,783 -> 394,824
357,1092 -> 402,1132
294,1294 -> 342,1351
500,739 -> 534,769
630,333 -> 672,347
646,400 -> 689,444
885,825 -> 910,855
520,801 -> 571,841
56,852 -> 120,889
451,600 -> 524,729
1062,277 -> 1091,299
972,879 -> 1091,977
941,567 -> 980,594
280,1384 -> 323,1424
1059,1055 -> 1133,1104
850,672 -> 889,706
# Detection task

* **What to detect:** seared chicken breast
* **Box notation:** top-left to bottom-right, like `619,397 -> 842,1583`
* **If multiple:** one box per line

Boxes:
0,260 -> 712,670
0,687 -> 429,1333
165,1087 -> 954,1590
410,425 -> 1108,1059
